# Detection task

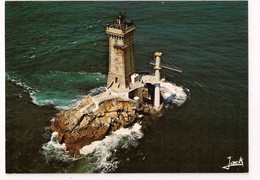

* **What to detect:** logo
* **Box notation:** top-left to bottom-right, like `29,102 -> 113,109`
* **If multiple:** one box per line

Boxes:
222,156 -> 244,170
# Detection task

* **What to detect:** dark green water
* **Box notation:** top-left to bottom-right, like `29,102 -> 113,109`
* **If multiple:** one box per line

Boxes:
5,1 -> 248,173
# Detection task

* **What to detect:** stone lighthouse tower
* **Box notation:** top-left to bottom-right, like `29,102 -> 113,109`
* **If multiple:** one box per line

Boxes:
106,13 -> 136,92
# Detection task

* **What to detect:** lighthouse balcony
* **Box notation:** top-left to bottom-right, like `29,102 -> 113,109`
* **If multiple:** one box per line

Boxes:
106,25 -> 135,36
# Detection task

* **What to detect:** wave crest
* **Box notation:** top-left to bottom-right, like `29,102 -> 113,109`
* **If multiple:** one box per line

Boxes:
41,132 -> 73,163
160,82 -> 190,106
79,123 -> 143,172
41,123 -> 143,172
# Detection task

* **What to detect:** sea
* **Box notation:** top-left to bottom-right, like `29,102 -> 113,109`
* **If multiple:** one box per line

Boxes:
5,1 -> 248,173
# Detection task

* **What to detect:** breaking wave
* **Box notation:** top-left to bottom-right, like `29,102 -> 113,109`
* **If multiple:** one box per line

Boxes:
160,82 -> 190,106
41,123 -> 143,172
79,123 -> 143,172
41,132 -> 71,162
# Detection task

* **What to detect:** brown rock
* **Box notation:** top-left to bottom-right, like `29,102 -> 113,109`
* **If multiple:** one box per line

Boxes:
50,97 -> 140,157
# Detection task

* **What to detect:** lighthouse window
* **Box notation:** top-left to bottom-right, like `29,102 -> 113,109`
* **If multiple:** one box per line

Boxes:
115,77 -> 118,83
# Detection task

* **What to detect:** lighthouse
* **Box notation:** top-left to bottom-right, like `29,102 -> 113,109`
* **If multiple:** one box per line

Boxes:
106,13 -> 136,92
100,13 -> 182,111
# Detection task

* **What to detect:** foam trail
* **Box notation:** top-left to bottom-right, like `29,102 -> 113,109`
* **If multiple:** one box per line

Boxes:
80,123 -> 143,173
6,72 -> 107,110
6,73 -> 38,95
31,96 -> 79,110
160,82 -> 189,106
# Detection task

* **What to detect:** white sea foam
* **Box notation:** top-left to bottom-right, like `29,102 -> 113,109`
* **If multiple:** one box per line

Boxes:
6,73 -> 37,93
41,123 -> 143,172
31,96 -> 79,110
44,86 -> 107,110
41,132 -> 71,162
31,97 -> 54,107
6,73 -> 39,101
160,82 -> 189,106
6,73 -> 74,109
31,86 -> 105,110
45,132 -> 66,150
79,123 -> 143,172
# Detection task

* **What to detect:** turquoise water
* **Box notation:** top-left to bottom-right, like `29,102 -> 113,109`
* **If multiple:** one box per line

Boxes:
6,1 -> 248,173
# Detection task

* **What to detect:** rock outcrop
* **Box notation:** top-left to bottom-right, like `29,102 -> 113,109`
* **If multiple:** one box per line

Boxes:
50,96 -> 141,156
